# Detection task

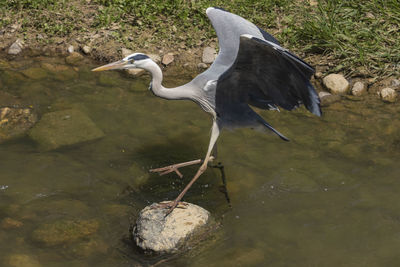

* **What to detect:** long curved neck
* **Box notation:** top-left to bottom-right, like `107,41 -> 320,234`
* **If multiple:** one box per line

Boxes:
145,60 -> 192,100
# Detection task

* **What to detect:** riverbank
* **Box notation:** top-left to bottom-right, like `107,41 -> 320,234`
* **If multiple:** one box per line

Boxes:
0,1 -> 399,101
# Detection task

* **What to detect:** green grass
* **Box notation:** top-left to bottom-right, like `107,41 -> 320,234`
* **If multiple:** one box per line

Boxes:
1,0 -> 399,77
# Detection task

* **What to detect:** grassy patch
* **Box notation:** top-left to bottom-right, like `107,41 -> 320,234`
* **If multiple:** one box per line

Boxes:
1,0 -> 398,77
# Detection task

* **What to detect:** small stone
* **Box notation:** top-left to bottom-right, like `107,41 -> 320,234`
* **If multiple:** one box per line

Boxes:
390,79 -> 400,89
380,87 -> 397,103
121,48 -> 133,58
82,45 -> 92,54
323,74 -> 349,95
202,47 -> 217,64
314,71 -> 323,79
67,45 -> 74,53
6,254 -> 41,267
148,54 -> 161,64
309,0 -> 318,6
36,34 -> 44,40
197,62 -> 208,69
365,12 -> 375,19
162,53 -> 174,65
1,217 -> 23,229
8,39 -> 23,55
351,81 -> 366,96
318,91 -> 341,106
133,202 -> 210,253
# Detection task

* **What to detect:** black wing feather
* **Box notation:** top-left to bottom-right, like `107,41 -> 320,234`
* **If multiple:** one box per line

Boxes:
215,35 -> 321,139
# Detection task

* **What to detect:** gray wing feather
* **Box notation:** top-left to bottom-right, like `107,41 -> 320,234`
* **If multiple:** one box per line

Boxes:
192,7 -> 274,87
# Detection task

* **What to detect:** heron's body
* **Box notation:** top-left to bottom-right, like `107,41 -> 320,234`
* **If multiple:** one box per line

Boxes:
93,7 -> 321,214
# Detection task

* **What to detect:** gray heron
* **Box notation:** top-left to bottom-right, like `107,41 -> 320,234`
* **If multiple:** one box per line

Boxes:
92,7 -> 321,214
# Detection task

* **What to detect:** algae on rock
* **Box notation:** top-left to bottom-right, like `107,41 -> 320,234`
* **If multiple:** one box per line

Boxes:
29,109 -> 105,150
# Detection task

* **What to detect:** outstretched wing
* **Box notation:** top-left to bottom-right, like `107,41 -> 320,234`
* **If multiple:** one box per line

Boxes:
215,35 -> 321,138
191,7 -> 280,86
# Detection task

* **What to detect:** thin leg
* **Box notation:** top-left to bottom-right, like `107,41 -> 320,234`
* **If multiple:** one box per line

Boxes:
149,157 -> 215,178
164,120 -> 220,215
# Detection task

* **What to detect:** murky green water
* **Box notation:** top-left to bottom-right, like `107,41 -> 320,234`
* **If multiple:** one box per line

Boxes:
1,56 -> 400,266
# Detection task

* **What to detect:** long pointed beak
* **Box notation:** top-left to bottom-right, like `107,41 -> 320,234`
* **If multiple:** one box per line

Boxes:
92,60 -> 128,72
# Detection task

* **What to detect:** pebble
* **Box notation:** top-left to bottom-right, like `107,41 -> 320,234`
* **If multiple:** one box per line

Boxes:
380,87 -> 397,103
351,81 -> 366,96
67,45 -> 74,53
318,91 -> 341,106
133,202 -> 210,253
162,53 -> 175,65
391,79 -> 400,89
314,71 -> 323,79
82,45 -> 92,54
202,46 -> 217,64
8,39 -> 23,55
323,74 -> 349,95
197,62 -> 208,69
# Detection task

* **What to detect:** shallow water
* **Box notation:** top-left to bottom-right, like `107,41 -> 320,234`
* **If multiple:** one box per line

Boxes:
0,56 -> 400,266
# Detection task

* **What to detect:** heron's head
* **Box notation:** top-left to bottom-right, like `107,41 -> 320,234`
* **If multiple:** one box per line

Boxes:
92,53 -> 151,72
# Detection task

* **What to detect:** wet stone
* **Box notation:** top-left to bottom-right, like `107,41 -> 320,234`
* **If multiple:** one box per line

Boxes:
129,162 -> 150,189
351,81 -> 366,96
65,52 -> 84,66
1,217 -> 23,229
380,87 -> 397,103
133,202 -> 210,253
318,91 -> 341,106
6,254 -> 41,267
28,109 -> 105,151
8,39 -> 23,55
31,219 -> 99,247
323,74 -> 349,95
0,107 -> 38,144
21,67 -> 47,80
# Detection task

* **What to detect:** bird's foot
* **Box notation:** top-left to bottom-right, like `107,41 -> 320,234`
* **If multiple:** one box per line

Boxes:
151,201 -> 188,216
149,157 -> 214,178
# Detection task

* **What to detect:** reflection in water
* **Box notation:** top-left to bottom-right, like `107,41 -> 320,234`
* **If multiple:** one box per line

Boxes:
0,56 -> 400,266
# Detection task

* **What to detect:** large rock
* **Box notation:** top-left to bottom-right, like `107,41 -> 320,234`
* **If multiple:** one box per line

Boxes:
323,74 -> 349,95
0,107 -> 37,143
202,47 -> 217,64
29,109 -> 105,150
8,39 -> 23,55
133,202 -> 210,253
380,87 -> 397,103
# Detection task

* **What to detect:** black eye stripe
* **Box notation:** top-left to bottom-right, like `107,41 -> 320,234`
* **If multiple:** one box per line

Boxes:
128,54 -> 149,61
